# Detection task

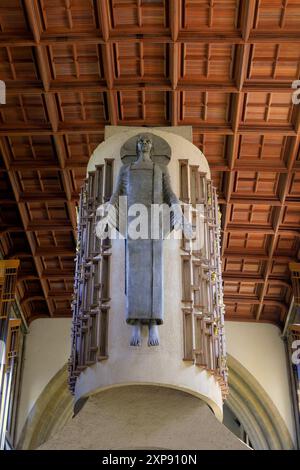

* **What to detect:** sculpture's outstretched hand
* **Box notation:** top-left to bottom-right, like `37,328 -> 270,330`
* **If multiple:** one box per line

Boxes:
95,202 -> 118,239
182,218 -> 193,240
171,204 -> 193,240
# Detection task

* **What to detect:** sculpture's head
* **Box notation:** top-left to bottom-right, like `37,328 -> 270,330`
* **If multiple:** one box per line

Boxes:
136,134 -> 153,156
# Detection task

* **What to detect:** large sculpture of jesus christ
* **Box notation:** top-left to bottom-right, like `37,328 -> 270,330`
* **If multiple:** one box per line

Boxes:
96,134 -> 191,347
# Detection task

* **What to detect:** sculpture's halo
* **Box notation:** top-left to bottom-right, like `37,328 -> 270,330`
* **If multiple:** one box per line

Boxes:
120,133 -> 171,165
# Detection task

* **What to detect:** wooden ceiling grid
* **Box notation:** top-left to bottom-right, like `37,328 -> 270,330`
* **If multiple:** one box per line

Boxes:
0,0 -> 299,326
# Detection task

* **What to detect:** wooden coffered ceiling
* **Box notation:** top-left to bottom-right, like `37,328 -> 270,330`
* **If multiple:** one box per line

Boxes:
0,0 -> 300,327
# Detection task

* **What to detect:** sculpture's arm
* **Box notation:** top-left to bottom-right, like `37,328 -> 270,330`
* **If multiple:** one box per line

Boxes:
109,165 -> 127,206
95,166 -> 127,239
162,167 -> 193,239
162,166 -> 180,206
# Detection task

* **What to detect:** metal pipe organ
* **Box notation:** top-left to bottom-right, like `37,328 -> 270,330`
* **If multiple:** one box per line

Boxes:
0,260 -> 22,449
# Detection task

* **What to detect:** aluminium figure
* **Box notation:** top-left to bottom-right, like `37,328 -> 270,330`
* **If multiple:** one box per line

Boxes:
96,134 -> 192,347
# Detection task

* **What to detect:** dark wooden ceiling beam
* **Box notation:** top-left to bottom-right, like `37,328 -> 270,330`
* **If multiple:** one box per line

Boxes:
219,198 -> 287,206
34,247 -> 75,256
224,296 -> 287,308
17,194 -> 76,203
4,82 -> 297,96
170,0 -> 180,126
99,0 -> 118,125
0,128 -> 106,137
223,274 -> 290,287
41,271 -> 74,280
225,226 -> 299,236
2,34 -> 300,48
240,0 -> 256,42
223,253 -> 294,261
46,292 -> 73,299
23,0 -> 41,43
0,125 -> 297,138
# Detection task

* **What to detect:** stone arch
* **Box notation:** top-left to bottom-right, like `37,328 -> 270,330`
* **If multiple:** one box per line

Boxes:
18,356 -> 294,450
17,364 -> 73,450
226,355 -> 294,450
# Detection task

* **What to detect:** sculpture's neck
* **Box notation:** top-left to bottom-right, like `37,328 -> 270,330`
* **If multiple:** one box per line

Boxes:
137,151 -> 152,163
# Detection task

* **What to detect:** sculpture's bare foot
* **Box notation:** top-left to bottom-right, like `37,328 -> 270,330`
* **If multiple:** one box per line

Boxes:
130,323 -> 142,347
148,322 -> 159,346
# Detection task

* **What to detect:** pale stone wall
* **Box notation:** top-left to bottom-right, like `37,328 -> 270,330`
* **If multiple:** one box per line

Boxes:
16,318 -> 71,441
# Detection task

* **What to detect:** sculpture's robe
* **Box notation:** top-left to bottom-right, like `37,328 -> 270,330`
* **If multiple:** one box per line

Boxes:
110,159 -> 178,325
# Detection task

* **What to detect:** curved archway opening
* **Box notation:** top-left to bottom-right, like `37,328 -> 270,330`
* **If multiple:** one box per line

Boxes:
224,355 -> 294,450
18,356 -> 294,450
